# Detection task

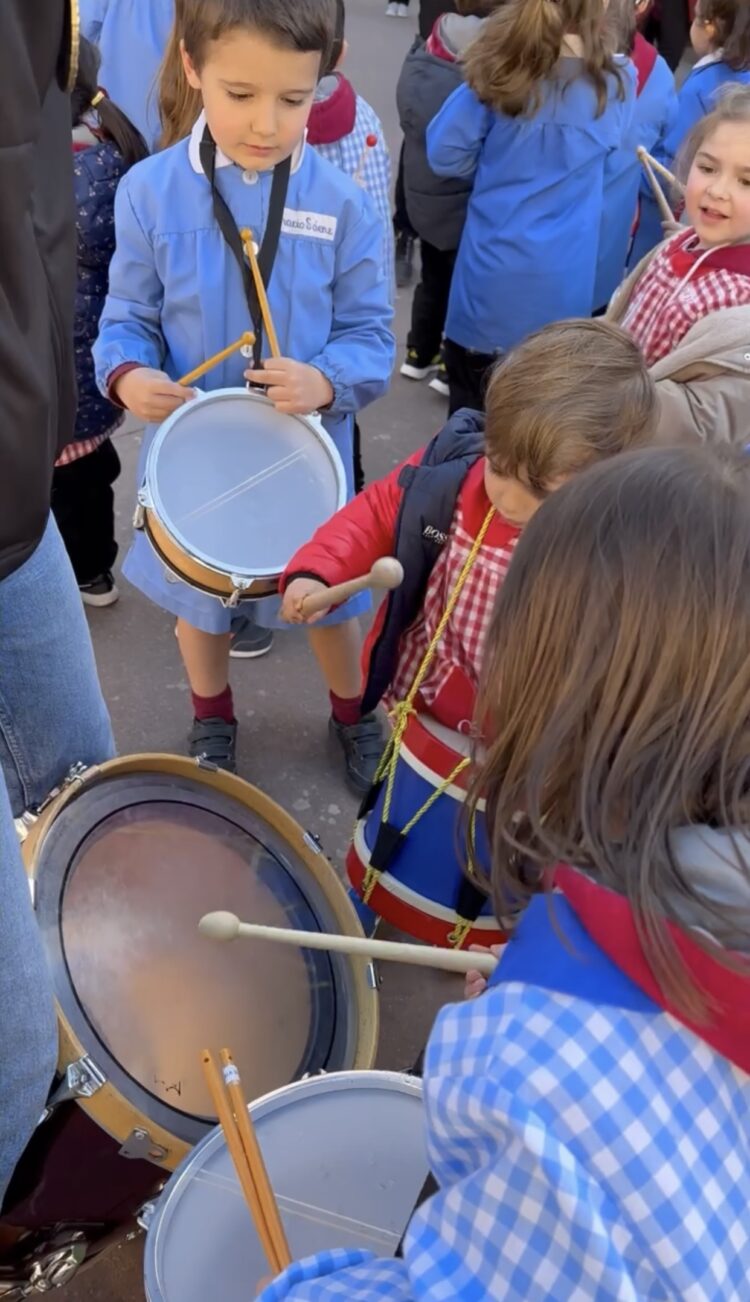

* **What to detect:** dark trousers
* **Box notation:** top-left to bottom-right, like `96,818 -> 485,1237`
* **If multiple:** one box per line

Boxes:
444,338 -> 498,416
353,418 -> 365,494
394,143 -> 416,238
51,439 -> 120,584
407,242 -> 457,366
643,1 -> 690,70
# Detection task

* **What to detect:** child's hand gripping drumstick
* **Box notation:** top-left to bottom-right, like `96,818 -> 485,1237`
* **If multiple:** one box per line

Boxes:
281,557 -> 404,625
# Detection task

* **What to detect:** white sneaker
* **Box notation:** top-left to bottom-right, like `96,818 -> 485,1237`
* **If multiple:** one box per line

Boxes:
395,2 -> 410,13
400,349 -> 438,381
429,374 -> 450,398
385,2 -> 399,13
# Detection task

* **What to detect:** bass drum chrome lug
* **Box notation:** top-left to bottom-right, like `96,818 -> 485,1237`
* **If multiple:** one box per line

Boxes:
41,1056 -> 106,1122
119,1128 -> 168,1164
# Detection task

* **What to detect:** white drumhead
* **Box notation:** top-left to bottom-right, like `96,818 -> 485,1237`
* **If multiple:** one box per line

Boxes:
144,390 -> 346,581
144,1071 -> 427,1301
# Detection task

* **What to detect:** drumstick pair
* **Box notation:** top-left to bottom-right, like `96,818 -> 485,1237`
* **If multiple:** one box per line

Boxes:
199,911 -> 500,976
201,1048 -> 291,1276
636,147 -> 683,227
178,227 -> 282,387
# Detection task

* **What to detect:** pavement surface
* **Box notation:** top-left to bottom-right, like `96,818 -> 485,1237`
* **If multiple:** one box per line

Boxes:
55,3 -> 460,1297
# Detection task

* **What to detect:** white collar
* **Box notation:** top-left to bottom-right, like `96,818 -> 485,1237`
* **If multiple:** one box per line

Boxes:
188,111 -> 306,177
694,49 -> 725,69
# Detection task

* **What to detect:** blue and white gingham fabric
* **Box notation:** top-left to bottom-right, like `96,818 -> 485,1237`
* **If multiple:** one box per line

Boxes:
312,97 -> 394,305
260,984 -> 750,1300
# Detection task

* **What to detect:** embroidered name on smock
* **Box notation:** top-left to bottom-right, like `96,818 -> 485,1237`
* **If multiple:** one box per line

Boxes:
282,208 -> 338,241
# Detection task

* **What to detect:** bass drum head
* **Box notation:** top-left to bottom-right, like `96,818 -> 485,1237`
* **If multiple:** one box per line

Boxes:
29,758 -> 377,1153
144,1071 -> 428,1302
145,390 -> 346,583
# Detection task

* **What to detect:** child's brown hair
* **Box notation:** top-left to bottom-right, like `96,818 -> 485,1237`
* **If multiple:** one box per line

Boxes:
676,83 -> 750,183
463,0 -> 624,117
158,0 -> 336,149
468,445 -> 750,1017
483,319 -> 657,496
694,0 -> 750,71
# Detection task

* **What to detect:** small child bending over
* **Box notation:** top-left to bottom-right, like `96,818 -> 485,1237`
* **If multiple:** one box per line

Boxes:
279,319 -> 656,943
262,442 -> 750,1300
610,84 -> 750,442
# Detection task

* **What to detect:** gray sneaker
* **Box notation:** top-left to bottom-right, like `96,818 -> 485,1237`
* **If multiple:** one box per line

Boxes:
229,616 -> 274,659
188,717 -> 237,772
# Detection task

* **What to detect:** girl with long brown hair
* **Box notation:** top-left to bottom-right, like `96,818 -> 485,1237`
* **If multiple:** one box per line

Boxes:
261,444 -> 750,1300
425,0 -> 634,413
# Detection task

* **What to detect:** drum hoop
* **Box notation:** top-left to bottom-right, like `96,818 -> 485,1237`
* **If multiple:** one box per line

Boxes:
24,755 -> 379,1170
146,1070 -> 423,1278
144,390 -> 347,580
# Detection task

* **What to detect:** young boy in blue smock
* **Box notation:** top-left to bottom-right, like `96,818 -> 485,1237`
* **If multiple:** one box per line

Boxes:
80,0 -> 175,151
94,0 -> 394,783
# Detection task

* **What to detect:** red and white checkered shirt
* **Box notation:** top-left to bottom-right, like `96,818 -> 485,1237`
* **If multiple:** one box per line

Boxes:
54,428 -> 117,467
622,229 -> 750,365
386,460 -> 520,734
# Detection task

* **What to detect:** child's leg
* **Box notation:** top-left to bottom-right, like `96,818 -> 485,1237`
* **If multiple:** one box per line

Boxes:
51,440 -> 120,588
443,339 -> 498,416
176,618 -> 237,770
406,241 -> 456,367
307,619 -> 385,794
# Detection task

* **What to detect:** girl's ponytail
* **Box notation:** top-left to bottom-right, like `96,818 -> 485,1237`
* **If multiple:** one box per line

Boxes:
158,4 -> 202,150
72,37 -> 148,170
464,0 -> 565,117
464,0 -> 623,118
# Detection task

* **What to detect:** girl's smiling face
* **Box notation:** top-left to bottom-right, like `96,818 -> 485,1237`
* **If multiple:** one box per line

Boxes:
685,121 -> 750,247
182,28 -> 320,171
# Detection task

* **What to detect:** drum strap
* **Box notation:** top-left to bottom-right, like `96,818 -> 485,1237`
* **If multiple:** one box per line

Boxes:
361,507 -> 496,947
200,126 -> 291,367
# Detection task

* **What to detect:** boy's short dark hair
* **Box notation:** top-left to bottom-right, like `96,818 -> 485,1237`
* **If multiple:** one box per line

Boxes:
183,0 -> 337,71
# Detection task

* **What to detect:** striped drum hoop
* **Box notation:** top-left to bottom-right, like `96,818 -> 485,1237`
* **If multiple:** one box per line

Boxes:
346,713 -> 504,948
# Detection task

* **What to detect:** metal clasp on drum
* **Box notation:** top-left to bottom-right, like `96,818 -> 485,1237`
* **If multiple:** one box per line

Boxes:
133,487 -> 150,530
224,576 -> 253,609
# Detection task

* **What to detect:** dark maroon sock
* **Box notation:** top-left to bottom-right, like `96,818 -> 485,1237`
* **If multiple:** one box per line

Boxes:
192,685 -> 235,724
329,691 -> 363,726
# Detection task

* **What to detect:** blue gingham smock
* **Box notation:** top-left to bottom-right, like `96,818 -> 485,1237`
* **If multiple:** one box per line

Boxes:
260,893 -> 750,1301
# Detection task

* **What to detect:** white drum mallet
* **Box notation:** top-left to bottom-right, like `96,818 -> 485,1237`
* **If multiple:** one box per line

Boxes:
199,911 -> 499,976
298,556 -> 404,617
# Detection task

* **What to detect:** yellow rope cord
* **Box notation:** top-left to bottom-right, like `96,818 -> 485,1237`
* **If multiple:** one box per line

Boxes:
361,507 -> 495,908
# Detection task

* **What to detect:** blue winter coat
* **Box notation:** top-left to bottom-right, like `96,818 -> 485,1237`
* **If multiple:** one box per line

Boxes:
595,50 -> 677,306
74,141 -> 126,441
80,0 -> 174,151
427,60 -> 636,354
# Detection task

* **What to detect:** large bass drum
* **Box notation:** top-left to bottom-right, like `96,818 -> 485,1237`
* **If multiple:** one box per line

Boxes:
0,756 -> 377,1296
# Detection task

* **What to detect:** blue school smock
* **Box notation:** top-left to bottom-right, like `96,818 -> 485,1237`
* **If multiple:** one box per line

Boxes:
627,53 -> 678,272
596,52 -> 677,306
426,59 -> 635,355
94,115 -> 394,635
660,51 -> 750,166
80,0 -> 174,151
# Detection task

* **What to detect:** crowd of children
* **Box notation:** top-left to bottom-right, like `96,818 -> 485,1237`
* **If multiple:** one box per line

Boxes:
59,0 -> 750,1294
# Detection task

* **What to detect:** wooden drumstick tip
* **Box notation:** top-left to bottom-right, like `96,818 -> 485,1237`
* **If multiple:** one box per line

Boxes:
369,557 -> 404,590
199,910 -> 241,941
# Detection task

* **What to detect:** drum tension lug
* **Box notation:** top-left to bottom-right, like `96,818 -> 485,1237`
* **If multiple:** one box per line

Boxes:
303,830 -> 324,856
120,1127 -> 169,1164
14,763 -> 91,845
42,1056 -> 106,1119
195,754 -> 220,773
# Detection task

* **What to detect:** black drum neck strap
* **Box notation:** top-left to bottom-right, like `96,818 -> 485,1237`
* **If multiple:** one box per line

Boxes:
200,125 -> 291,367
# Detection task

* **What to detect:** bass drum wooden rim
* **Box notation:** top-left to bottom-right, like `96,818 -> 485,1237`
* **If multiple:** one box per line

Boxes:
23,754 -> 379,1171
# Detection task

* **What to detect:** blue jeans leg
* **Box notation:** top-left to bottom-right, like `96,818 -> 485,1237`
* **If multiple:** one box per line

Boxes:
0,515 -> 115,817
0,768 -> 57,1207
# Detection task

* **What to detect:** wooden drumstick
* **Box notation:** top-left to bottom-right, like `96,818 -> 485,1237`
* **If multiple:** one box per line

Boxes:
637,147 -> 682,193
636,147 -> 679,225
299,557 -> 404,617
241,228 -> 282,359
179,331 -> 256,387
198,911 -> 500,975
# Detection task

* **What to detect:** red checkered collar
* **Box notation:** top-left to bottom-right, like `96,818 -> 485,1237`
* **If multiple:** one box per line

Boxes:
668,228 -> 750,281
